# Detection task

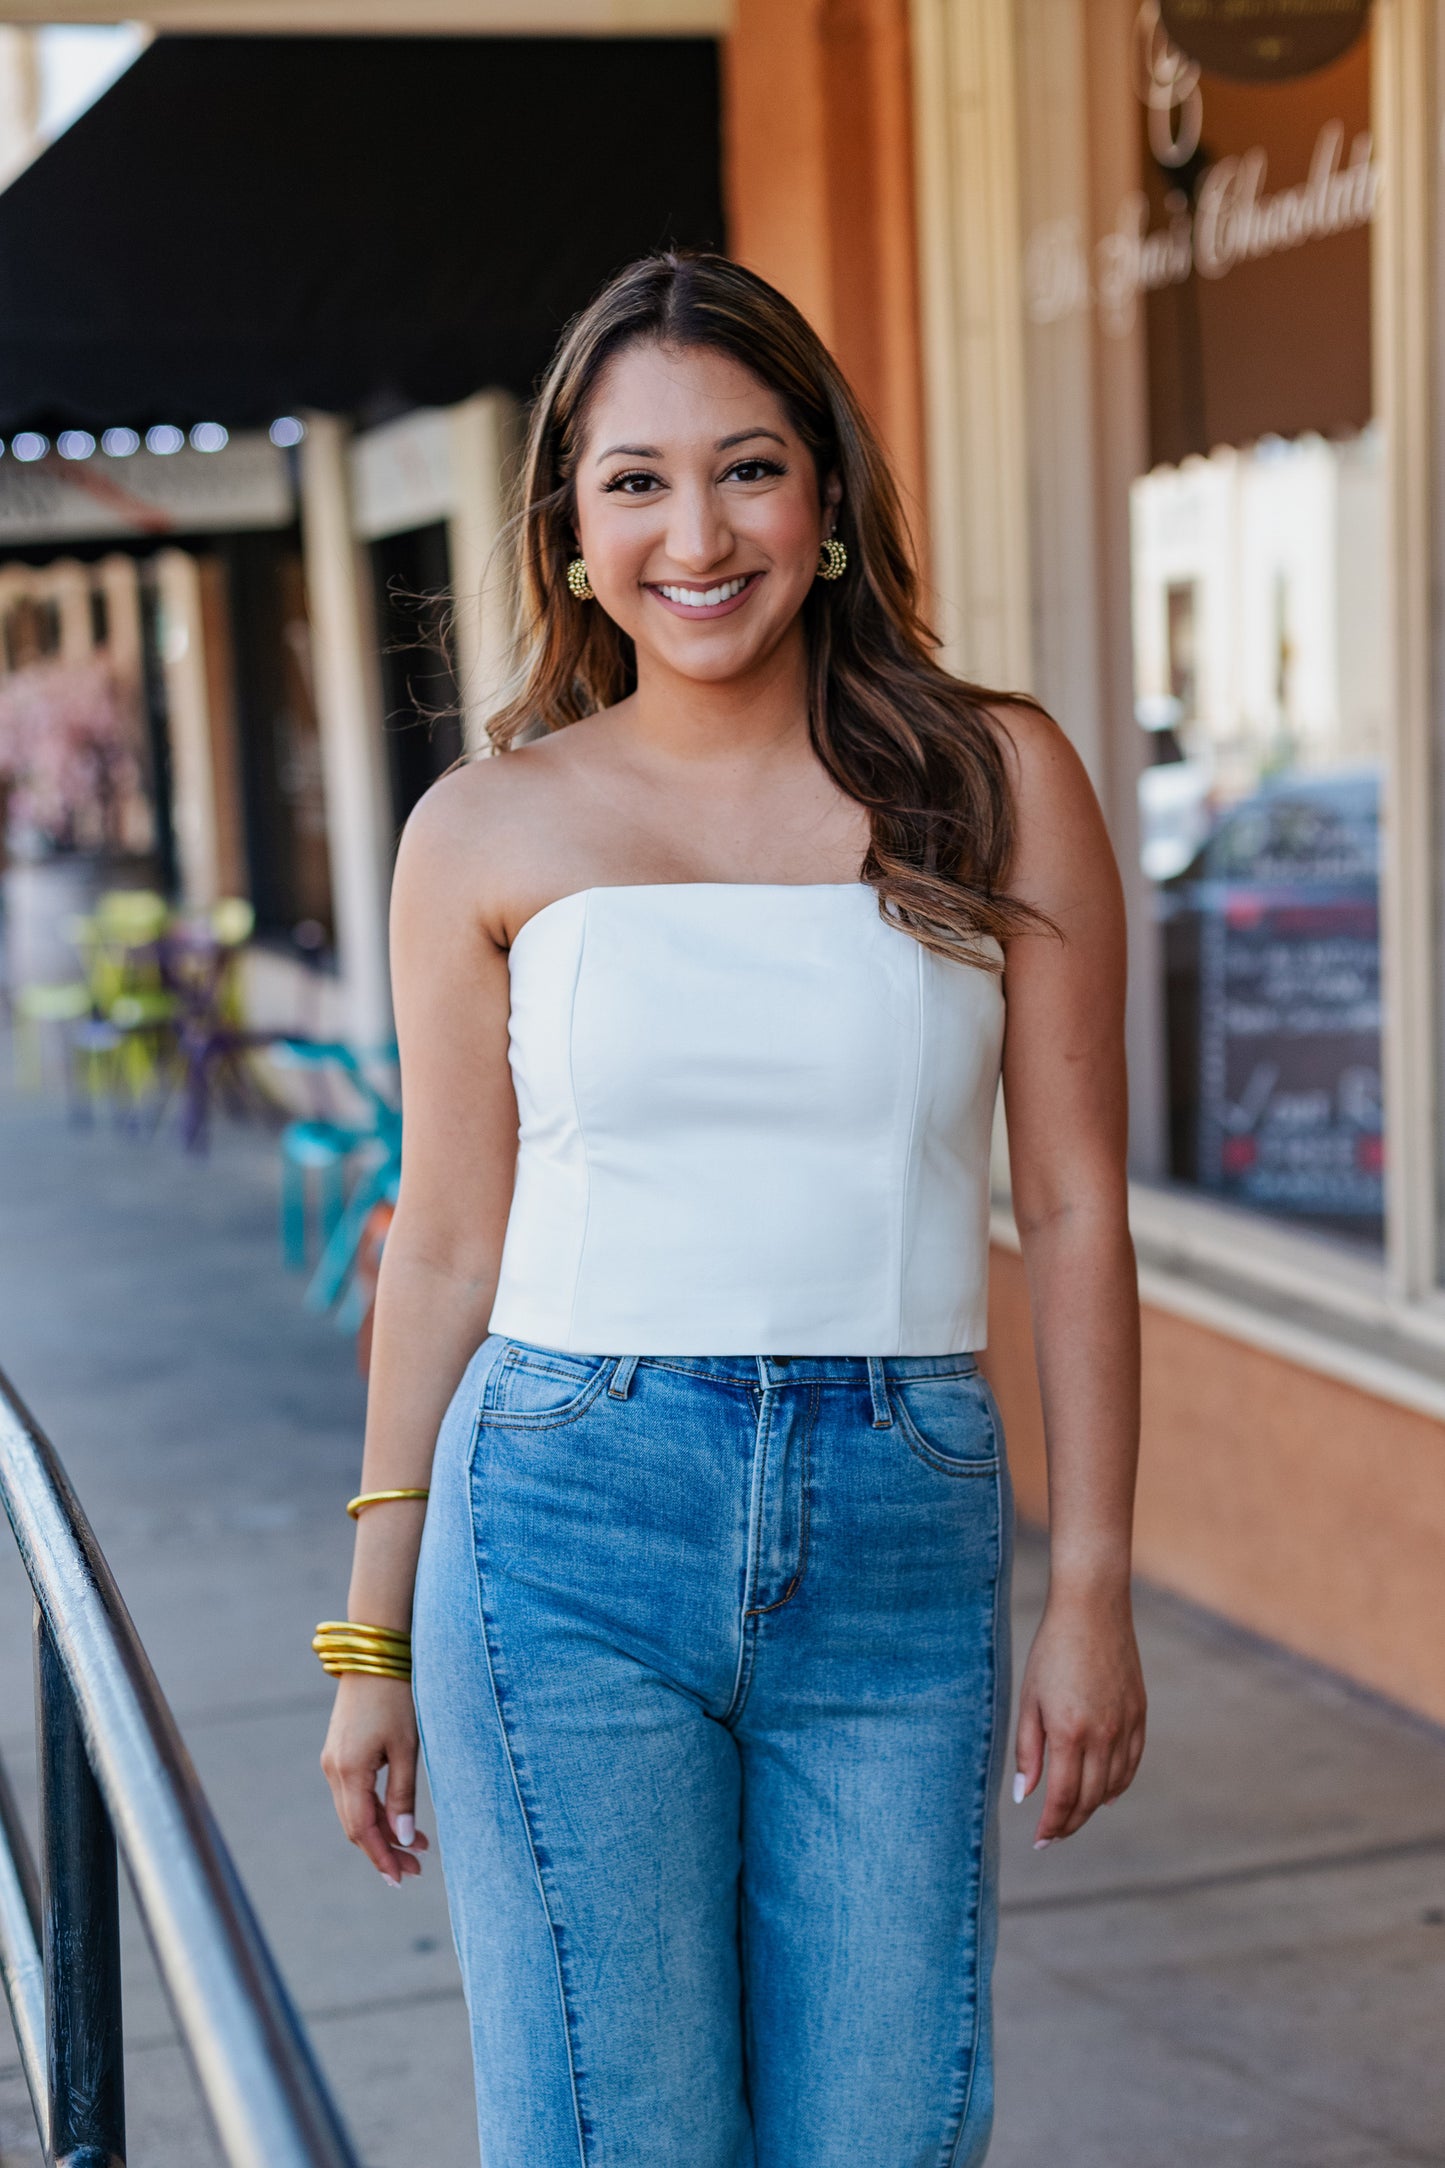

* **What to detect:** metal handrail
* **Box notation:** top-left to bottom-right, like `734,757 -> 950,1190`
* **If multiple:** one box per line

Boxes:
0,1747 -> 44,2151
0,1364 -> 362,2167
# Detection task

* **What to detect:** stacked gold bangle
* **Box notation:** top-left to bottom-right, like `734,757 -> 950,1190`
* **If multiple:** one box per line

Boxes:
312,1621 -> 412,1682
316,1489 -> 430,1679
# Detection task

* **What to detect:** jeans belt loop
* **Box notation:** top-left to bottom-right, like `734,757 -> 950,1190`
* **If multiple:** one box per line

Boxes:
867,1357 -> 893,1429
608,1355 -> 640,1401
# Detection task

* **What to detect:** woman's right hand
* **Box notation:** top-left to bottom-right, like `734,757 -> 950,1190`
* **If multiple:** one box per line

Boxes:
320,1675 -> 431,1888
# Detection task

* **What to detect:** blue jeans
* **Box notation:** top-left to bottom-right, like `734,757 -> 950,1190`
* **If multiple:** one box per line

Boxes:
413,1337 -> 1013,2168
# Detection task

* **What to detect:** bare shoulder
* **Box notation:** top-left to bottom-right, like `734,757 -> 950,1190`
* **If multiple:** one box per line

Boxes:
393,732 -> 583,944
398,741 -> 538,857
981,698 -> 1120,920
984,697 -> 1093,808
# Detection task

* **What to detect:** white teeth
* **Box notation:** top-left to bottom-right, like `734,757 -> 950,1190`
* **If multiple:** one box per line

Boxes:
657,576 -> 749,608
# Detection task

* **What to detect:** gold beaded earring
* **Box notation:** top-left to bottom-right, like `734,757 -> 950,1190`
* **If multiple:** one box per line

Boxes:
816,537 -> 848,582
566,556 -> 595,601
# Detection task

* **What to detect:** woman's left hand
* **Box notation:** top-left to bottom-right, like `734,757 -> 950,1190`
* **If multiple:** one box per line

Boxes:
1012,1585 -> 1146,1845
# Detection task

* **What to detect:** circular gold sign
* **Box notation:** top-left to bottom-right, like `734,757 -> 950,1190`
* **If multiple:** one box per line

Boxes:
1158,0 -> 1371,82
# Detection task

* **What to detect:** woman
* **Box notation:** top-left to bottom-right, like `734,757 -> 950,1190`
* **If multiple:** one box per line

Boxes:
320,251 -> 1145,2168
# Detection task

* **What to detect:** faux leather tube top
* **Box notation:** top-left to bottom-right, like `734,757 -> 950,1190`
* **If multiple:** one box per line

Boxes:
487,883 -> 1005,1356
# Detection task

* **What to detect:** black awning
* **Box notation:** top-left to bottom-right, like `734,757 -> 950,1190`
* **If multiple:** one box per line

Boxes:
0,33 -> 723,435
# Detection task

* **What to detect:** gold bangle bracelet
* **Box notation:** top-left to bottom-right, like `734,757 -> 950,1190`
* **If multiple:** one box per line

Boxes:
313,1619 -> 411,1646
313,1644 -> 410,1666
346,1488 -> 430,1520
314,1640 -> 411,1661
318,1657 -> 412,1680
321,1670 -> 411,1684
315,1644 -> 411,1662
313,1617 -> 413,1681
314,1640 -> 410,1658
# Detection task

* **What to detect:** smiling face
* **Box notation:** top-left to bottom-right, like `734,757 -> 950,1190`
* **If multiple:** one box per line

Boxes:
572,339 -> 840,689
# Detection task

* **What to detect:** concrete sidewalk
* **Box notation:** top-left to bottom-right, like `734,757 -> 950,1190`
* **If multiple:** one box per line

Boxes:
0,1079 -> 1442,2165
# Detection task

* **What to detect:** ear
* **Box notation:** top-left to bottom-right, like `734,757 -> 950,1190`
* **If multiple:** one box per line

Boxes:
822,471 -> 843,520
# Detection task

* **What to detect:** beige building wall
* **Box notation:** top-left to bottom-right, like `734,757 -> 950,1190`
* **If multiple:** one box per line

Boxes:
152,549 -> 226,907
448,391 -> 522,756
299,412 -> 395,1051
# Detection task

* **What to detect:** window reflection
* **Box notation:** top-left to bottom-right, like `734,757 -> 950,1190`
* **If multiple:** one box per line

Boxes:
1134,434 -> 1385,1247
1015,0 -> 1386,1245
1127,12 -> 1384,1245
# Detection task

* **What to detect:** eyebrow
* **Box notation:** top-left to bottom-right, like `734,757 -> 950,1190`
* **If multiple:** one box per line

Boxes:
593,427 -> 787,465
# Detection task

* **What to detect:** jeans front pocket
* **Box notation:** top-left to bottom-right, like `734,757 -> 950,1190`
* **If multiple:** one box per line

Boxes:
890,1369 -> 1000,1477
479,1342 -> 612,1430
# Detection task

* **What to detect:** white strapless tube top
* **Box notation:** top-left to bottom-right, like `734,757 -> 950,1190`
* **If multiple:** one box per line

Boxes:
487,883 -> 1005,1356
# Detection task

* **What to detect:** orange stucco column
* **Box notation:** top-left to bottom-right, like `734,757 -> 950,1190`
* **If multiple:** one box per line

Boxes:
724,0 -> 928,542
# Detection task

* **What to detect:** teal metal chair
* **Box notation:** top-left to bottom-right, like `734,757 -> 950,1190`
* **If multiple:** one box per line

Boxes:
274,1042 -> 374,1273
274,1041 -> 401,1313
279,1118 -> 358,1271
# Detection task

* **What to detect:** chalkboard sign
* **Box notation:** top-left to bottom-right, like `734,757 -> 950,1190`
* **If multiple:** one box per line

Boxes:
1160,0 -> 1372,82
1195,890 -> 1382,1231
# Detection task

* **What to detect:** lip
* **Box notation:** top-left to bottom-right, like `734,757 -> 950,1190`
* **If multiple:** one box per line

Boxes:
644,571 -> 763,621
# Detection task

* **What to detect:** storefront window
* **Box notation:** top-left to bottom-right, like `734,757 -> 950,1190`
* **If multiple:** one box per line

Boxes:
1020,0 -> 1385,1246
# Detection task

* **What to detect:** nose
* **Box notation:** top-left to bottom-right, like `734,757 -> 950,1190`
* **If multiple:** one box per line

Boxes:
664,479 -> 734,575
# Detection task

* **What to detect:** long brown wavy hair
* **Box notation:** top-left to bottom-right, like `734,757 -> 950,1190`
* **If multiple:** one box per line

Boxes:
488,250 -> 1049,966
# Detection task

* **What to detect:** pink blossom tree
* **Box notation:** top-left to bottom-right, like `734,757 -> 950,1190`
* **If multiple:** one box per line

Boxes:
0,659 -> 143,855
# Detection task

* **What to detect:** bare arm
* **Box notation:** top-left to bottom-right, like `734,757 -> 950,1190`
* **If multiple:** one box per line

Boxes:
321,771 -> 519,1885
995,704 -> 1146,1845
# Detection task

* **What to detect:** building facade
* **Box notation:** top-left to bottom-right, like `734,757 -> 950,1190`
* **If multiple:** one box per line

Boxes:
5,0 -> 1441,1722
900,0 -> 1445,1727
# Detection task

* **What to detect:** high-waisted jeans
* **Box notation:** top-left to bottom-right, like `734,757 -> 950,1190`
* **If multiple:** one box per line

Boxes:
413,1336 -> 1013,2168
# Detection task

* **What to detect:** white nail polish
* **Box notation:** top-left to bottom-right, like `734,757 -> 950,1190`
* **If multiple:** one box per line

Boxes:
383,1872 -> 401,1888
395,1813 -> 415,1847
1011,1773 -> 1027,1805
1033,1838 -> 1055,1851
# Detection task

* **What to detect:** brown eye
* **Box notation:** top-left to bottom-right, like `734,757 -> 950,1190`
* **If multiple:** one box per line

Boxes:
603,470 -> 662,496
